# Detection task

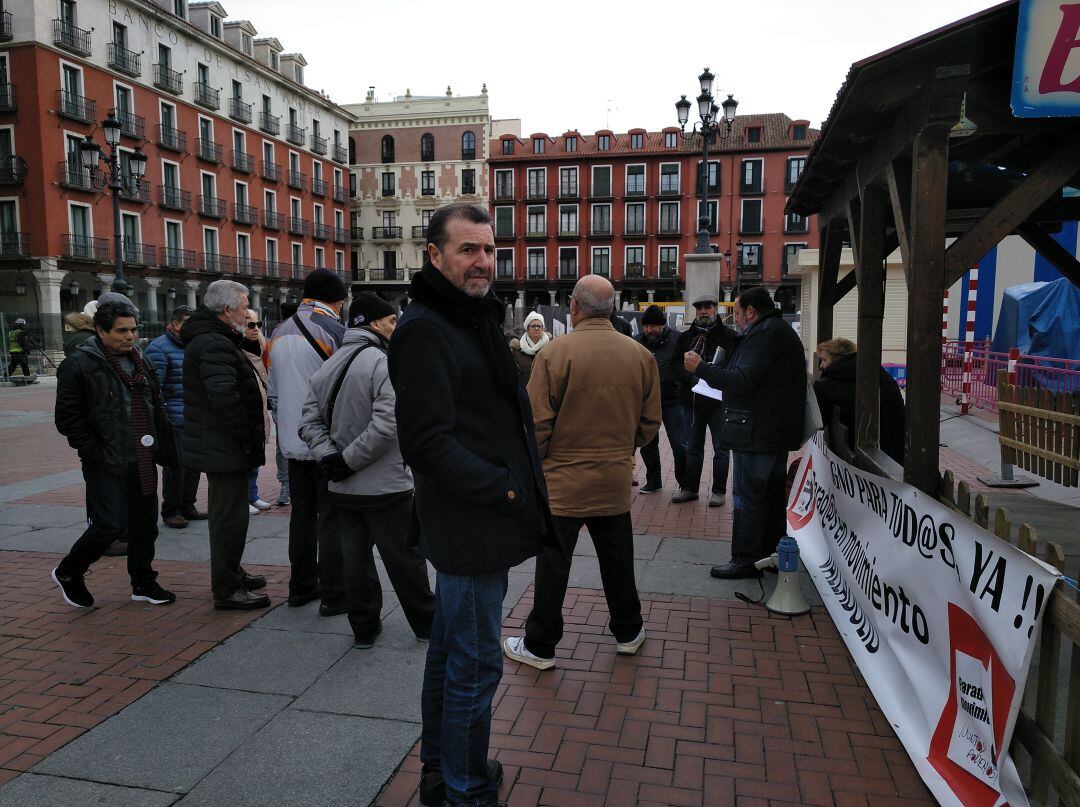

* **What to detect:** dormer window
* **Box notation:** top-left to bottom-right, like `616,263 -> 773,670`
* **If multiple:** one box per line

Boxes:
631,133 -> 643,149
501,139 -> 514,155
665,131 -> 678,148
792,124 -> 807,141
270,52 -> 279,71
746,126 -> 762,144
173,0 -> 185,17
565,136 -> 576,152
294,65 -> 304,83
242,33 -> 252,55
209,15 -> 221,38
532,137 -> 545,154
597,135 -> 610,151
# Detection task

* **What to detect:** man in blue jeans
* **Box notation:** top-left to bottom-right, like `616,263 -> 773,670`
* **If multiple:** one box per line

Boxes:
389,204 -> 553,807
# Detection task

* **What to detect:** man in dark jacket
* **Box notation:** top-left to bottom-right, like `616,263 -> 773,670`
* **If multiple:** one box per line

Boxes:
388,203 -> 552,807
181,280 -> 269,610
671,295 -> 737,506
145,305 -> 203,529
685,287 -> 805,579
635,304 -> 686,492
52,301 -> 176,608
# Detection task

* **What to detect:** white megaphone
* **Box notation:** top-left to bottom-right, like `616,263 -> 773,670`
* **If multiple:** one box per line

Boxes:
755,536 -> 811,616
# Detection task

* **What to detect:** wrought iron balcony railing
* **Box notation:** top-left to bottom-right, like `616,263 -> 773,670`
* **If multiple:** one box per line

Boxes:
259,111 -> 280,135
118,177 -> 150,203
121,241 -> 156,265
112,108 -> 146,140
53,20 -> 91,56
371,227 -> 402,239
369,268 -> 405,281
153,64 -> 183,94
332,184 -> 347,203
158,185 -> 191,211
236,257 -> 263,277
0,11 -> 11,42
411,226 -> 427,239
558,186 -> 579,201
57,160 -> 103,192
311,134 -> 327,155
311,177 -> 328,197
287,170 -> 307,190
56,90 -> 95,123
108,43 -> 141,76
0,83 -> 14,112
288,217 -> 310,236
350,227 -> 364,241
0,232 -> 28,258
263,210 -> 284,230
261,161 -> 281,183
61,233 -> 109,261
157,124 -> 186,153
231,150 -> 254,173
194,82 -> 220,110
161,246 -> 195,270
0,155 -> 27,185
285,123 -> 305,146
332,144 -> 348,164
232,203 -> 257,226
312,223 -> 331,241
527,266 -> 548,280
199,195 -> 226,218
196,138 -> 223,164
624,263 -> 645,279
229,97 -> 253,124
333,227 -> 349,244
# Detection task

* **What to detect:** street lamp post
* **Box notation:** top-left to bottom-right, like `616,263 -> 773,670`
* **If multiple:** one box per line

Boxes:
80,113 -> 147,297
676,69 -> 738,255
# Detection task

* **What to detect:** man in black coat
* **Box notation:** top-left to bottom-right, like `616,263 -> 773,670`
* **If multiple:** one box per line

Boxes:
671,294 -> 737,506
52,301 -> 176,608
685,287 -> 805,579
181,280 -> 269,610
388,203 -> 552,807
635,304 -> 687,492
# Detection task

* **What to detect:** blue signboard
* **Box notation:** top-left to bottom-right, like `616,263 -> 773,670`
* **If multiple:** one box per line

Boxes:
1012,0 -> 1080,117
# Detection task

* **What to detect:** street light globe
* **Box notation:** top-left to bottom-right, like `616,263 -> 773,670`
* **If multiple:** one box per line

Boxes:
79,135 -> 101,170
696,92 -> 713,121
698,67 -> 715,97
102,113 -> 122,147
129,147 -> 148,179
675,95 -> 691,127
721,94 -> 739,125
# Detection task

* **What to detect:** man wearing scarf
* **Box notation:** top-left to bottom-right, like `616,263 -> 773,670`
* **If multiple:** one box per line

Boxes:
53,301 -> 177,608
388,203 -> 553,807
636,304 -> 687,492
509,311 -> 550,383
670,294 -> 737,506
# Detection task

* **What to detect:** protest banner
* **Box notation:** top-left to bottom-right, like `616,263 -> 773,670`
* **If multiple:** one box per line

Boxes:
787,434 -> 1061,806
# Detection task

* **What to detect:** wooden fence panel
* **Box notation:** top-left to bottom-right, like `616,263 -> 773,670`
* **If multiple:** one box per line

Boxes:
996,372 -> 1080,488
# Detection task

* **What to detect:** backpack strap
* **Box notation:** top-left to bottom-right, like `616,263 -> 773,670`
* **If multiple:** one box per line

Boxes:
325,342 -> 381,430
291,313 -> 331,362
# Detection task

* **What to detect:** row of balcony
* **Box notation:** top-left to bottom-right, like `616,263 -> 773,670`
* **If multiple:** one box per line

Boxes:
494,219 -> 806,238
346,264 -> 688,284
495,187 -> 690,203
37,234 -> 337,279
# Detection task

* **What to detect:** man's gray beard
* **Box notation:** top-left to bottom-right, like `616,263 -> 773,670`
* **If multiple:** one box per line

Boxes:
465,280 -> 491,299
696,316 -> 716,328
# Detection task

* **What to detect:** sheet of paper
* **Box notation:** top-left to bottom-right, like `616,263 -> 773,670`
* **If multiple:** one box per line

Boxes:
692,378 -> 723,401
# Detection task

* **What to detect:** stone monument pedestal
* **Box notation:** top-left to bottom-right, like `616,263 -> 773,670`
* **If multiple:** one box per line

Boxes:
683,252 -> 722,309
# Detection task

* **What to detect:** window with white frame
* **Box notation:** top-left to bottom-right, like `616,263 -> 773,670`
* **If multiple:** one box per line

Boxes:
786,157 -> 806,190
660,163 -> 680,194
558,247 -> 577,277
740,158 -> 763,194
630,133 -> 643,149
527,206 -> 545,236
697,200 -> 718,233
697,160 -> 720,194
565,135 -> 576,152
496,248 -> 514,278
314,246 -> 325,268
597,134 -> 610,151
625,165 -> 645,195
559,205 -> 578,235
740,199 -> 763,234
785,208 -> 808,234
625,245 -> 644,272
527,168 -> 545,198
783,243 -> 806,276
591,203 -> 611,235
532,137 -> 545,154
659,246 -> 678,277
738,242 -> 761,269
591,165 -> 611,197
495,169 -> 513,199
494,206 -> 514,238
559,166 -> 578,197
592,247 -> 610,277
625,203 -> 645,234
659,202 -> 679,233
527,247 -> 545,277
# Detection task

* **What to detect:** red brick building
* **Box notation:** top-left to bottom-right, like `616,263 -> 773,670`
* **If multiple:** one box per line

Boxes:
488,115 -> 819,313
0,0 -> 353,346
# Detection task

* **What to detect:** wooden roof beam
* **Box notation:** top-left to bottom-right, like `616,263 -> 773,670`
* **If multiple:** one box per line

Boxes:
943,139 -> 1080,287
1015,221 -> 1080,289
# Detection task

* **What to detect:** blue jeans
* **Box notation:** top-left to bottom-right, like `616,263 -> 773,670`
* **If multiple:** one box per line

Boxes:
731,451 -> 788,565
247,468 -> 259,502
640,401 -> 686,488
682,403 -> 729,494
420,570 -> 508,806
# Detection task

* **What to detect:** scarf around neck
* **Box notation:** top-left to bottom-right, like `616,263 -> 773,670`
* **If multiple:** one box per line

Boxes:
101,346 -> 157,495
408,262 -> 520,401
519,319 -> 550,356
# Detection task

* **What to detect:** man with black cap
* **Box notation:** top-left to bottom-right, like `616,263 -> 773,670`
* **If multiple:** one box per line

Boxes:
299,292 -> 434,648
267,267 -> 347,611
635,304 -> 686,493
671,294 -> 737,506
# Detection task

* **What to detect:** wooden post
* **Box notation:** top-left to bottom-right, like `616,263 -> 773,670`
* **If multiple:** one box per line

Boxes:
816,220 -> 844,347
905,125 -> 951,494
856,184 -> 888,456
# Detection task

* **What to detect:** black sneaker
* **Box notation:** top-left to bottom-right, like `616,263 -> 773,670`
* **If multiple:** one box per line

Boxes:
131,581 -> 176,605
353,623 -> 382,649
287,587 -> 321,608
319,602 -> 348,617
638,482 -> 662,494
52,567 -> 94,608
419,759 -> 504,807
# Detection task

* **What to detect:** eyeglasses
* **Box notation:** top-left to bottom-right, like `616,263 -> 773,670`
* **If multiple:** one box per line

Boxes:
246,321 -> 263,329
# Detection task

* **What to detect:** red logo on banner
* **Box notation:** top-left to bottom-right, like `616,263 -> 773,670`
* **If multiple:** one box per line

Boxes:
787,455 -> 816,531
927,603 -> 1016,806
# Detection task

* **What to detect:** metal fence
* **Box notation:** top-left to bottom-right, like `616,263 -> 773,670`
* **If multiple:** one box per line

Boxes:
941,340 -> 1080,412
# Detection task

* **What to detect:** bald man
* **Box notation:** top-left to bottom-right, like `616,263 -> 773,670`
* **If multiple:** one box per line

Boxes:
503,275 -> 661,670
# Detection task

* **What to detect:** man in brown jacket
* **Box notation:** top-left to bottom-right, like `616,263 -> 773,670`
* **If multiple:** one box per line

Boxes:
503,275 -> 661,670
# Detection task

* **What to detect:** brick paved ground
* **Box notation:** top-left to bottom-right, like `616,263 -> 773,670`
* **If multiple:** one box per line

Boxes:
375,588 -> 935,807
0,551 -> 288,787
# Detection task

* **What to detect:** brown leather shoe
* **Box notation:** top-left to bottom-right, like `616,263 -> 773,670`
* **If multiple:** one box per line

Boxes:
181,508 -> 209,521
163,514 -> 188,529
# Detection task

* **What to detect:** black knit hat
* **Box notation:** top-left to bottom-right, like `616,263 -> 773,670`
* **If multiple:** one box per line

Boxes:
302,268 -> 348,303
641,305 -> 666,326
348,292 -> 397,328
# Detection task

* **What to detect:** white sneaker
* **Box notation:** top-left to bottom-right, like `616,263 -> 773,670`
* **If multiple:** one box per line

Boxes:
251,499 -> 272,510
502,636 -> 555,670
248,504 -> 260,515
616,628 -> 646,655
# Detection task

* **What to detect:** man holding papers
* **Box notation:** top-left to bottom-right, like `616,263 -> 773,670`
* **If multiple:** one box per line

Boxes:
684,287 -> 805,580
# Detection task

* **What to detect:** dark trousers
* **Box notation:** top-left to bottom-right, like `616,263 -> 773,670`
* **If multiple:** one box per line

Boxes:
640,400 -> 687,488
421,570 -> 507,805
161,427 -> 200,518
337,494 -> 435,640
730,451 -> 789,566
683,402 -> 730,494
524,513 -> 642,659
7,353 -> 30,376
206,470 -> 250,600
62,464 -> 158,587
287,459 -> 343,603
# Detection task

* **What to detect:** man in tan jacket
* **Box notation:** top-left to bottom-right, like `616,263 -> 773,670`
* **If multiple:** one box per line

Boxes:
503,275 -> 661,670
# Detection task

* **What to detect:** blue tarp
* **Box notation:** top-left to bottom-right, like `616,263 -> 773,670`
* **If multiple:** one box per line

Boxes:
991,278 -> 1080,391
990,281 -> 1055,354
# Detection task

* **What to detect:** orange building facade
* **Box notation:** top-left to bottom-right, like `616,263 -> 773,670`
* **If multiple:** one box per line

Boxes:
0,0 -> 353,345
487,116 -> 819,312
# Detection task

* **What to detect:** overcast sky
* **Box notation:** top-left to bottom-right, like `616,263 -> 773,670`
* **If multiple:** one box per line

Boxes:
223,0 -> 1001,134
